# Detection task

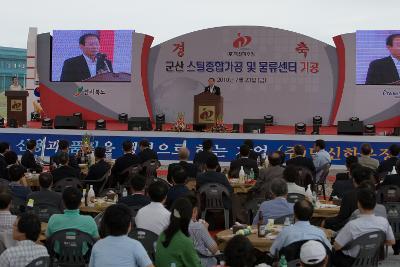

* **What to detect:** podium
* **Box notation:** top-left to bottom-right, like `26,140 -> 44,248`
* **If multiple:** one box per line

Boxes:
83,72 -> 131,82
193,92 -> 223,125
5,90 -> 29,127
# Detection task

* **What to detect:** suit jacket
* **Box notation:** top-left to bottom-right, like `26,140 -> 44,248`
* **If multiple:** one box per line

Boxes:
26,189 -> 63,211
330,179 -> 354,200
21,150 -> 42,173
366,56 -> 400,85
111,153 -> 141,176
50,152 -> 79,169
286,156 -> 316,177
236,150 -> 261,162
358,155 -> 379,171
377,157 -> 399,174
204,85 -> 221,96
60,55 -> 113,82
167,161 -> 198,183
229,157 -> 259,179
118,193 -> 150,208
137,148 -> 158,164
51,165 -> 80,184
381,174 -> 400,188
165,184 -> 190,210
250,165 -> 284,199
193,151 -> 216,171
0,154 -> 7,180
85,160 -> 111,193
325,189 -> 358,231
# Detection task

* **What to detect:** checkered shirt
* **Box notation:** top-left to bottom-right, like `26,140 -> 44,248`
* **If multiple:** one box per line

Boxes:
0,240 -> 49,267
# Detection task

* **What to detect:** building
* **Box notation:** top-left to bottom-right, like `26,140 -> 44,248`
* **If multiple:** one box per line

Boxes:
0,46 -> 27,91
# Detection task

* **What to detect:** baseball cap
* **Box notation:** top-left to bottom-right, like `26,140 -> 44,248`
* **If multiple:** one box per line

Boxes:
300,240 -> 326,265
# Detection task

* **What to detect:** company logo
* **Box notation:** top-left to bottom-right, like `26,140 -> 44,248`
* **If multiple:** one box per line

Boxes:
382,89 -> 400,98
198,106 -> 215,123
233,33 -> 252,48
10,100 -> 22,111
74,86 -> 84,97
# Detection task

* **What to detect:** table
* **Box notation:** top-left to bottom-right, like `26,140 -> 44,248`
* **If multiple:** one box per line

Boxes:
313,206 -> 340,218
25,173 -> 40,187
230,181 -> 254,194
79,198 -> 115,214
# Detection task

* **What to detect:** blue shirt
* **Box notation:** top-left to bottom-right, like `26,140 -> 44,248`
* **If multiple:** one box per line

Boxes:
313,149 -> 331,171
89,235 -> 152,267
391,55 -> 400,76
270,221 -> 331,255
252,198 -> 294,225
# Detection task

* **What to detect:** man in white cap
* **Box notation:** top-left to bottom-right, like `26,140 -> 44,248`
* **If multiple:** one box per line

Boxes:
300,240 -> 328,267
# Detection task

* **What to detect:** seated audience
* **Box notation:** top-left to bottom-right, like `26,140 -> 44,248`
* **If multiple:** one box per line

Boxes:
358,143 -> 379,171
89,204 -> 154,267
193,139 -> 215,172
155,197 -> 201,267
333,188 -> 395,266
51,152 -> 80,184
300,240 -> 328,267
330,159 -> 359,200
167,147 -> 197,183
8,164 -> 31,201
0,142 -> 10,180
137,139 -> 158,164
378,144 -> 399,174
118,174 -> 150,208
135,181 -> 170,235
0,190 -> 17,232
284,165 -> 306,196
2,150 -> 18,181
84,147 -> 111,193
312,139 -> 331,172
26,172 -> 63,212
50,140 -> 79,169
380,159 -> 400,187
252,178 -> 294,225
21,139 -> 43,173
186,194 -> 219,267
239,139 -> 261,162
223,235 -> 256,267
277,150 -> 286,166
0,213 -> 48,267
229,144 -> 259,179
270,200 -> 331,256
335,155 -> 358,181
165,166 -> 190,210
111,140 -> 141,185
286,145 -> 316,177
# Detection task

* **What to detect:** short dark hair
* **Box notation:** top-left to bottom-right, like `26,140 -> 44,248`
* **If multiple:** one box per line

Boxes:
62,187 -> 83,210
79,33 -> 100,46
293,145 -> 305,156
358,180 -> 376,191
17,213 -> 41,242
139,139 -> 150,148
277,150 -> 286,164
315,139 -> 325,150
349,163 -> 362,174
38,172 -> 53,188
58,140 -> 69,150
9,164 -> 25,182
202,139 -> 213,151
26,139 -> 36,150
0,142 -> 10,154
388,144 -> 400,157
4,151 -> 18,165
386,33 -> 400,46
224,235 -> 256,267
59,152 -> 69,165
206,154 -> 219,169
294,199 -> 314,221
268,152 -> 282,166
352,166 -> 373,185
357,188 -> 376,210
102,204 -> 131,236
0,191 -> 12,209
360,143 -> 372,155
283,165 -> 298,183
345,155 -> 358,169
270,178 -> 288,197
130,174 -> 146,191
243,139 -> 254,149
122,140 -> 133,152
172,166 -> 187,184
148,181 -> 168,202
208,77 -> 215,82
94,147 -> 106,159
239,144 -> 250,157
11,76 -> 17,81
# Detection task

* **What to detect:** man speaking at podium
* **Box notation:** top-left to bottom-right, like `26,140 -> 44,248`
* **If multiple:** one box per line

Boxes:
204,78 -> 221,95
60,33 -> 113,82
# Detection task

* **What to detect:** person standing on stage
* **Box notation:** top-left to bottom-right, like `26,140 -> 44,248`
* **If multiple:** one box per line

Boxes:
204,78 -> 221,96
9,77 -> 22,91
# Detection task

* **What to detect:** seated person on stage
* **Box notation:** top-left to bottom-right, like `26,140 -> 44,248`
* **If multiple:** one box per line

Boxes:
117,174 -> 150,208
299,241 -> 329,267
358,143 -> 379,171
46,187 -> 99,254
333,188 -> 395,266
111,140 -> 141,185
324,166 -> 374,231
0,190 -> 17,232
84,147 -> 111,193
252,178 -> 294,225
204,77 -> 221,95
378,144 -> 399,174
167,147 -> 197,183
165,166 -> 190,210
26,172 -> 63,212
135,181 -> 170,235
270,199 -> 331,257
0,213 -> 49,267
284,165 -> 306,196
0,142 -> 10,180
51,152 -> 81,184
50,140 -> 79,169
286,144 -> 316,177
237,139 -> 261,162
8,164 -> 31,202
229,144 -> 259,179
330,157 -> 359,200
381,159 -> 400,188
193,139 -> 216,172
89,204 -> 154,267
21,139 -> 43,173
155,198 -> 201,267
137,139 -> 158,164
312,139 -> 331,172
223,235 -> 256,267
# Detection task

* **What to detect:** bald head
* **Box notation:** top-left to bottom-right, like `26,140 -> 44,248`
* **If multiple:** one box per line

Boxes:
178,147 -> 190,160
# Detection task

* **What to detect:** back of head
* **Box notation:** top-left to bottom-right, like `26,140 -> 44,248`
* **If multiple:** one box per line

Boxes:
59,152 -> 69,165
17,213 -> 41,242
277,150 -> 286,164
139,139 -> 150,148
4,151 -> 18,165
0,190 -> 12,209
283,165 -> 298,183
0,142 -> 10,154
315,139 -> 325,150
185,192 -> 198,209
206,153 -> 219,170
122,140 -> 133,152
243,139 -> 254,149
300,240 -> 327,267
58,140 -> 69,151
94,147 -> 106,159
352,166 -> 373,186
239,144 -> 250,157
268,152 -> 282,167
270,178 -> 288,197
148,180 -> 168,202
178,147 -> 190,160
62,186 -> 83,210
102,204 -> 131,236
9,164 -> 25,182
224,235 -> 256,267
360,143 -> 372,156
172,166 -> 187,185
26,139 -> 37,150
202,139 -> 213,151
294,199 -> 314,221
357,188 -> 376,211
294,145 -> 305,156
130,174 -> 146,192
345,155 -> 358,169
389,144 -> 400,157
358,180 -> 376,191
39,172 -> 53,189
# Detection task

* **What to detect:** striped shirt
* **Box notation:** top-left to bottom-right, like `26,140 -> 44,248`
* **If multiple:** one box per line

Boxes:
189,220 -> 217,267
0,240 -> 48,267
0,210 -> 17,232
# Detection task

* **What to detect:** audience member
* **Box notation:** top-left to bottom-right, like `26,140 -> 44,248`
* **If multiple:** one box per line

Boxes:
0,142 -> 10,180
111,140 -> 141,185
8,164 -> 31,201
237,139 -> 261,162
378,144 -> 399,174
155,197 -> 201,267
252,178 -> 294,225
51,152 -> 80,184
286,145 -> 316,176
50,140 -> 79,169
300,240 -> 328,267
21,139 -> 43,173
312,139 -> 331,172
84,147 -> 111,193
330,159 -> 359,200
284,165 -> 306,196
223,235 -> 256,267
137,139 -> 158,164
270,200 -> 331,256
2,150 -> 18,181
135,181 -> 170,235
193,139 -> 215,172
167,147 -> 197,183
165,166 -> 190,210
89,204 -> 154,267
277,150 -> 286,166
380,159 -> 400,187
358,143 -> 379,171
336,155 -> 358,181
0,190 -> 16,232
333,188 -> 395,266
229,144 -> 259,179
118,174 -> 150,208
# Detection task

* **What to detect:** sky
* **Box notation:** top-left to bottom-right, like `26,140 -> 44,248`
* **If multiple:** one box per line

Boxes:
0,0 -> 399,49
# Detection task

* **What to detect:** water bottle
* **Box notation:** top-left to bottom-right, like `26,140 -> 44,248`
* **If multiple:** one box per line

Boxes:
312,191 -> 317,207
279,255 -> 288,267
122,188 -> 128,197
305,184 -> 313,201
239,166 -> 245,183
391,166 -> 397,175
170,263 -> 176,267
87,185 -> 95,207
249,168 -> 255,180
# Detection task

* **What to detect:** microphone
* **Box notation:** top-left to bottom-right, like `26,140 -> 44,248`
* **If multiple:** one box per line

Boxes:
96,53 -> 107,59
95,53 -> 111,73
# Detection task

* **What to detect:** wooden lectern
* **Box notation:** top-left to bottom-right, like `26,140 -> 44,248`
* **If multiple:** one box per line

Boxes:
5,90 -> 29,126
84,72 -> 131,82
193,92 -> 223,125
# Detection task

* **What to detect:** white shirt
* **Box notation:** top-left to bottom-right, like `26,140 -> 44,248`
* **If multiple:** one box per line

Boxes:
9,84 -> 22,91
390,55 -> 400,77
83,54 -> 97,77
135,202 -> 170,235
287,182 -> 306,195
